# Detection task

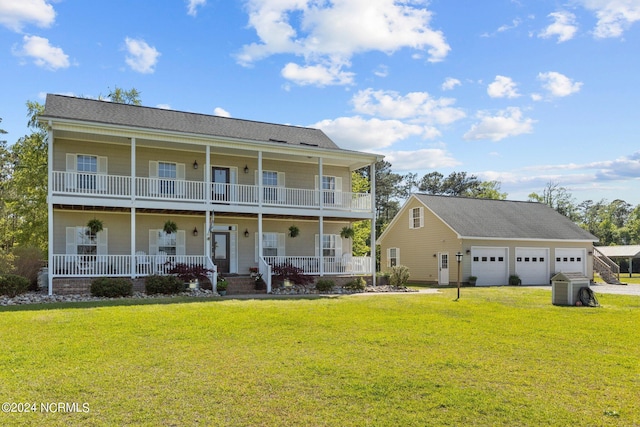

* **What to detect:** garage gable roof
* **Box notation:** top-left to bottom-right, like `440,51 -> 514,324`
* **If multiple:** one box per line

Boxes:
414,194 -> 598,241
40,94 -> 341,150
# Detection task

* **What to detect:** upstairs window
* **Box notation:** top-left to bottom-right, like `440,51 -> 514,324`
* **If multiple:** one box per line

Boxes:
409,207 -> 424,229
77,155 -> 97,190
158,162 -> 177,195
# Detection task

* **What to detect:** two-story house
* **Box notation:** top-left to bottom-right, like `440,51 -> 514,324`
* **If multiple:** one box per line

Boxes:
40,94 -> 382,295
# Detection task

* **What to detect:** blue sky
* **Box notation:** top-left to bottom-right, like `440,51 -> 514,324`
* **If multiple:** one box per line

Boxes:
1,0 -> 639,205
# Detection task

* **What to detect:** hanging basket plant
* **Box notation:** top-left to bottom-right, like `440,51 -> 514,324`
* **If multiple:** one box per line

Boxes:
163,220 -> 178,234
340,226 -> 355,239
288,225 -> 300,238
87,218 -> 104,235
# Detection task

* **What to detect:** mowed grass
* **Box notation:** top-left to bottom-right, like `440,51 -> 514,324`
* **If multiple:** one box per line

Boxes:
0,288 -> 639,426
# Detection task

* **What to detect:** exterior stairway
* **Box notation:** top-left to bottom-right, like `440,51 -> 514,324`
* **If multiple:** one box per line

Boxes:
593,247 -> 625,285
223,275 -> 267,295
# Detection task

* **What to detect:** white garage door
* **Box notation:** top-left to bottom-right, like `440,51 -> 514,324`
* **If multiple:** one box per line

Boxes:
471,247 -> 508,286
555,248 -> 587,275
515,248 -> 549,285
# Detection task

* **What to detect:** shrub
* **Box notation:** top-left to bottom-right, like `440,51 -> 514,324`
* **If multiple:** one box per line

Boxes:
0,274 -> 30,297
168,263 -> 214,283
509,274 -> 522,286
272,263 -> 313,287
13,246 -> 45,291
343,276 -> 366,291
145,274 -> 186,295
389,265 -> 410,288
90,278 -> 133,298
315,279 -> 335,292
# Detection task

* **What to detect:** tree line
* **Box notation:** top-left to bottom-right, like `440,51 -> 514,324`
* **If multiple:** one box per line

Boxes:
1,90 -> 638,275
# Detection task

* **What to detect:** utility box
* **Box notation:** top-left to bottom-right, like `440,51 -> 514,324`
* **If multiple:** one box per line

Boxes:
552,272 -> 590,306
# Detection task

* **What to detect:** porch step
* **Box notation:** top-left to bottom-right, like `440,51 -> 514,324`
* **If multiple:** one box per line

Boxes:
223,275 -> 266,295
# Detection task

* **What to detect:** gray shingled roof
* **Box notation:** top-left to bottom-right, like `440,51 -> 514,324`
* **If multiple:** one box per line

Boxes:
414,194 -> 597,241
40,94 -> 341,150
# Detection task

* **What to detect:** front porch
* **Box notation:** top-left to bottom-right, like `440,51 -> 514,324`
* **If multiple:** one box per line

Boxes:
48,254 -> 372,295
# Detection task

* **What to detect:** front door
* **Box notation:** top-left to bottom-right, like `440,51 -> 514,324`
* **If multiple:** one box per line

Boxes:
212,167 -> 230,202
212,232 -> 230,273
438,252 -> 450,285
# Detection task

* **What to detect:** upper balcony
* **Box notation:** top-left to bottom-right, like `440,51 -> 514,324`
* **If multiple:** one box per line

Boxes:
50,171 -> 373,214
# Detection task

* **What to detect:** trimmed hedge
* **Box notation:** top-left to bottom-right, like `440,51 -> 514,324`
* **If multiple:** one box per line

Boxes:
0,274 -> 30,297
315,279 -> 335,292
145,275 -> 186,295
343,277 -> 366,291
90,278 -> 133,298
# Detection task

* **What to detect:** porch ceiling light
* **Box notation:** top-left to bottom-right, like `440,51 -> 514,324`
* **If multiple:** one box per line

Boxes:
193,160 -> 198,169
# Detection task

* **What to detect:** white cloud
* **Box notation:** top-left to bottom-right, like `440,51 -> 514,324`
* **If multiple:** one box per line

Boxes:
124,37 -> 160,74
441,77 -> 461,91
373,64 -> 389,78
237,0 -> 450,86
383,148 -> 461,171
351,88 -> 466,125
14,35 -> 69,70
538,11 -> 578,42
214,107 -> 231,117
312,116 -> 427,151
578,0 -> 640,38
186,0 -> 206,16
281,62 -> 354,86
538,71 -> 582,97
0,0 -> 55,32
464,107 -> 535,142
487,75 -> 520,98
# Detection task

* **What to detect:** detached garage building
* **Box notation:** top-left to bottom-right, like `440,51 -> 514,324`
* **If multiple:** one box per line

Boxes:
377,194 -> 598,286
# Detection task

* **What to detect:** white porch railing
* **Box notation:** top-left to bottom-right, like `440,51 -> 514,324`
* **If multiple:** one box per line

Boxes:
262,256 -> 372,275
51,171 -> 131,197
50,254 -> 215,278
51,171 -> 372,212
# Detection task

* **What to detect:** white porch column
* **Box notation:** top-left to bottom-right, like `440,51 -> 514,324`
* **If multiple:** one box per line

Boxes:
370,162 -> 377,286
258,151 -> 263,206
319,216 -> 324,277
318,158 -> 324,277
47,124 -> 54,295
205,145 -> 211,205
130,138 -> 136,278
205,211 -> 210,260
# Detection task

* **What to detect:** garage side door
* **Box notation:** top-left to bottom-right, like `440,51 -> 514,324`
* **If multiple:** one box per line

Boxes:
515,248 -> 549,285
471,247 -> 508,286
555,248 -> 587,275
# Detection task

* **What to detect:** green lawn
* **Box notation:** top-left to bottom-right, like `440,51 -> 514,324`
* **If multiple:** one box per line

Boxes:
1,288 -> 638,426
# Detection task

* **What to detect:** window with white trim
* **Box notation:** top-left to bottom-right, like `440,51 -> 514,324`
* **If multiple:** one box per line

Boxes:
77,227 -> 97,255
158,162 -> 177,195
157,231 -> 177,256
77,155 -> 97,190
66,226 -> 108,257
263,232 -> 279,256
322,234 -> 338,257
387,247 -> 399,267
409,207 -> 424,229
